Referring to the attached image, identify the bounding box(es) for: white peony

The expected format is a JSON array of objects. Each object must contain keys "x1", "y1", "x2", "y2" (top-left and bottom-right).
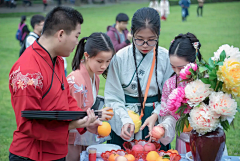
[
  {"x1": 209, "y1": 92, "x2": 238, "y2": 121},
  {"x1": 211, "y1": 44, "x2": 240, "y2": 62},
  {"x1": 185, "y1": 80, "x2": 212, "y2": 107},
  {"x1": 188, "y1": 103, "x2": 219, "y2": 135}
]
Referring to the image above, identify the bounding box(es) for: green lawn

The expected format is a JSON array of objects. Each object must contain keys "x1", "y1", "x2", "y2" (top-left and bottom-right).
[{"x1": 0, "y1": 1, "x2": 240, "y2": 160}]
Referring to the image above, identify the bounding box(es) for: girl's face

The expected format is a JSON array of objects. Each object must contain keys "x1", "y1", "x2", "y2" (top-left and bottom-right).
[
  {"x1": 134, "y1": 28, "x2": 158, "y2": 54},
  {"x1": 85, "y1": 51, "x2": 113, "y2": 76},
  {"x1": 170, "y1": 55, "x2": 189, "y2": 76}
]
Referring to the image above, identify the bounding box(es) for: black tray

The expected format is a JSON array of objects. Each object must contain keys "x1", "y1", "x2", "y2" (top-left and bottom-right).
[{"x1": 21, "y1": 111, "x2": 102, "y2": 121}]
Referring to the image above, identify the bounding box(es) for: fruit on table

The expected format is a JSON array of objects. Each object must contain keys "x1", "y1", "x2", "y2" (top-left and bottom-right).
[
  {"x1": 151, "y1": 126, "x2": 165, "y2": 139},
  {"x1": 132, "y1": 144, "x2": 144, "y2": 151},
  {"x1": 124, "y1": 153, "x2": 135, "y2": 161},
  {"x1": 108, "y1": 153, "x2": 119, "y2": 161},
  {"x1": 167, "y1": 149, "x2": 179, "y2": 154},
  {"x1": 128, "y1": 110, "x2": 142, "y2": 133},
  {"x1": 115, "y1": 156, "x2": 128, "y2": 161},
  {"x1": 146, "y1": 151, "x2": 160, "y2": 161},
  {"x1": 144, "y1": 143, "x2": 156, "y2": 152},
  {"x1": 97, "y1": 122, "x2": 111, "y2": 137},
  {"x1": 106, "y1": 109, "x2": 114, "y2": 120}
]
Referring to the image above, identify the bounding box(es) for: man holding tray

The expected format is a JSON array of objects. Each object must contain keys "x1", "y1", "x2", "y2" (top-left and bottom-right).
[{"x1": 8, "y1": 7, "x2": 101, "y2": 161}]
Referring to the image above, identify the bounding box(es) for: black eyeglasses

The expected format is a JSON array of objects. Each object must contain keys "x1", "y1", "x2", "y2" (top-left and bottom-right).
[{"x1": 134, "y1": 38, "x2": 158, "y2": 46}]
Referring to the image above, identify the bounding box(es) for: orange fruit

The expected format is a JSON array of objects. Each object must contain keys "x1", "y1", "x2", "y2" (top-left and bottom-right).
[
  {"x1": 106, "y1": 109, "x2": 114, "y2": 120},
  {"x1": 167, "y1": 149, "x2": 179, "y2": 155},
  {"x1": 124, "y1": 153, "x2": 135, "y2": 161},
  {"x1": 183, "y1": 124, "x2": 193, "y2": 132},
  {"x1": 146, "y1": 151, "x2": 159, "y2": 161},
  {"x1": 98, "y1": 122, "x2": 111, "y2": 137},
  {"x1": 108, "y1": 153, "x2": 119, "y2": 161}
]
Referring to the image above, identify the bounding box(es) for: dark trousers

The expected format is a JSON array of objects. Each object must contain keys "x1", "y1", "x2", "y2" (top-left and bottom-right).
[
  {"x1": 9, "y1": 152, "x2": 66, "y2": 161},
  {"x1": 197, "y1": 6, "x2": 203, "y2": 16}
]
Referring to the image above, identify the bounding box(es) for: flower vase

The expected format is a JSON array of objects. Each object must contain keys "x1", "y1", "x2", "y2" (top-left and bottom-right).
[{"x1": 190, "y1": 128, "x2": 226, "y2": 161}]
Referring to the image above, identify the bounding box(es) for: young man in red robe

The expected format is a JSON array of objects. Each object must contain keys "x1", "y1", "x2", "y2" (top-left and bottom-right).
[{"x1": 9, "y1": 6, "x2": 101, "y2": 161}]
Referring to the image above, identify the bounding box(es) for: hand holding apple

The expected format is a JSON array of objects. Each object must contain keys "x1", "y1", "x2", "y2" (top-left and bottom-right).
[{"x1": 151, "y1": 125, "x2": 165, "y2": 140}]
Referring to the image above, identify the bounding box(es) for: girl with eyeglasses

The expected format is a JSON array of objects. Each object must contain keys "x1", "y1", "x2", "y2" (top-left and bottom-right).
[{"x1": 104, "y1": 7, "x2": 175, "y2": 150}]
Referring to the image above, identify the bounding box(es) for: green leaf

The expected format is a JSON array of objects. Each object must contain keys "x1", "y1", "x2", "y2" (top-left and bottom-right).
[
  {"x1": 189, "y1": 68, "x2": 196, "y2": 76},
  {"x1": 199, "y1": 66, "x2": 208, "y2": 73},
  {"x1": 209, "y1": 74, "x2": 217, "y2": 80},
  {"x1": 220, "y1": 50, "x2": 226, "y2": 62},
  {"x1": 216, "y1": 62, "x2": 224, "y2": 66},
  {"x1": 210, "y1": 80, "x2": 217, "y2": 89},
  {"x1": 205, "y1": 64, "x2": 213, "y2": 70},
  {"x1": 208, "y1": 58, "x2": 215, "y2": 68},
  {"x1": 237, "y1": 108, "x2": 240, "y2": 113},
  {"x1": 201, "y1": 78, "x2": 211, "y2": 84},
  {"x1": 221, "y1": 120, "x2": 230, "y2": 131},
  {"x1": 163, "y1": 155, "x2": 170, "y2": 159},
  {"x1": 196, "y1": 104, "x2": 200, "y2": 107},
  {"x1": 185, "y1": 118, "x2": 189, "y2": 128},
  {"x1": 216, "y1": 81, "x2": 223, "y2": 92}
]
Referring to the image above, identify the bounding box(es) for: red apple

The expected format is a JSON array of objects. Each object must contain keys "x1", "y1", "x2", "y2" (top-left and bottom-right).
[
  {"x1": 115, "y1": 156, "x2": 128, "y2": 161},
  {"x1": 132, "y1": 144, "x2": 144, "y2": 151},
  {"x1": 152, "y1": 126, "x2": 165, "y2": 139},
  {"x1": 144, "y1": 142, "x2": 156, "y2": 152}
]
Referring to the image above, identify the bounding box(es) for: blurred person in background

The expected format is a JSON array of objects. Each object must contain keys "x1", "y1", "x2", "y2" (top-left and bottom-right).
[{"x1": 107, "y1": 13, "x2": 132, "y2": 53}]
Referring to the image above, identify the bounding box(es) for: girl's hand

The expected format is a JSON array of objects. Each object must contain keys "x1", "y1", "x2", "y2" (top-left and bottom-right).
[
  {"x1": 121, "y1": 123, "x2": 135, "y2": 140},
  {"x1": 99, "y1": 107, "x2": 114, "y2": 121},
  {"x1": 140, "y1": 113, "x2": 158, "y2": 141},
  {"x1": 149, "y1": 125, "x2": 165, "y2": 142},
  {"x1": 87, "y1": 119, "x2": 102, "y2": 135}
]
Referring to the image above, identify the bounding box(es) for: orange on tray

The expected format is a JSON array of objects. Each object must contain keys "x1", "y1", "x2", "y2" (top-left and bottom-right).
[
  {"x1": 97, "y1": 122, "x2": 111, "y2": 137},
  {"x1": 146, "y1": 151, "x2": 159, "y2": 161},
  {"x1": 124, "y1": 153, "x2": 135, "y2": 161},
  {"x1": 108, "y1": 153, "x2": 119, "y2": 161}
]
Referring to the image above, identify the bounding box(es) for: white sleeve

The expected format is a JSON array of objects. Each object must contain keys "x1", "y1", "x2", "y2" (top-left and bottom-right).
[
  {"x1": 25, "y1": 36, "x2": 37, "y2": 48},
  {"x1": 158, "y1": 115, "x2": 176, "y2": 145},
  {"x1": 104, "y1": 55, "x2": 134, "y2": 136}
]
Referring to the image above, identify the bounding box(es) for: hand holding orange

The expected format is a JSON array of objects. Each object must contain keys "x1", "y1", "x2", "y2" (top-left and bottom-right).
[{"x1": 97, "y1": 122, "x2": 111, "y2": 137}]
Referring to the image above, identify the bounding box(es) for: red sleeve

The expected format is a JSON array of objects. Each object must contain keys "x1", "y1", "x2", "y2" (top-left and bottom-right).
[
  {"x1": 9, "y1": 69, "x2": 69, "y2": 144},
  {"x1": 107, "y1": 30, "x2": 129, "y2": 52},
  {"x1": 66, "y1": 79, "x2": 86, "y2": 134}
]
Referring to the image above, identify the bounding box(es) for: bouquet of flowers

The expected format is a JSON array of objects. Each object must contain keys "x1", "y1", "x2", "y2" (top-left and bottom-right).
[{"x1": 169, "y1": 44, "x2": 240, "y2": 135}]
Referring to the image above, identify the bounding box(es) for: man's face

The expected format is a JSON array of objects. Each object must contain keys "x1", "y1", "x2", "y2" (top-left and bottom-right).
[
  {"x1": 118, "y1": 21, "x2": 128, "y2": 31},
  {"x1": 36, "y1": 21, "x2": 44, "y2": 34},
  {"x1": 59, "y1": 23, "x2": 81, "y2": 57}
]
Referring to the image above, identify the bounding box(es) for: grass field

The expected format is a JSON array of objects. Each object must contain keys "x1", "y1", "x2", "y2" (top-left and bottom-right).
[{"x1": 0, "y1": 1, "x2": 240, "y2": 160}]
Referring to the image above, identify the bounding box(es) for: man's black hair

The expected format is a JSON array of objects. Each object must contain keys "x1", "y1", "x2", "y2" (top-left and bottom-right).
[
  {"x1": 116, "y1": 13, "x2": 129, "y2": 22},
  {"x1": 30, "y1": 15, "x2": 45, "y2": 29},
  {"x1": 42, "y1": 6, "x2": 83, "y2": 36}
]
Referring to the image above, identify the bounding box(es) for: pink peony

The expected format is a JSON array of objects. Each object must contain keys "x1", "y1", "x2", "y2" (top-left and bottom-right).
[
  {"x1": 179, "y1": 63, "x2": 198, "y2": 80},
  {"x1": 166, "y1": 87, "x2": 189, "y2": 120}
]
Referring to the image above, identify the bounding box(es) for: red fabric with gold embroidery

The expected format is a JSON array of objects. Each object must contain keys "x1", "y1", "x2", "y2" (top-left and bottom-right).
[{"x1": 9, "y1": 41, "x2": 86, "y2": 161}]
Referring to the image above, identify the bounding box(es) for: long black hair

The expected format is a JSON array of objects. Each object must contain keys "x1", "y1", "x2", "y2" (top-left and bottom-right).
[
  {"x1": 131, "y1": 7, "x2": 161, "y2": 111},
  {"x1": 20, "y1": 15, "x2": 26, "y2": 25},
  {"x1": 169, "y1": 32, "x2": 202, "y2": 62},
  {"x1": 72, "y1": 32, "x2": 115, "y2": 78}
]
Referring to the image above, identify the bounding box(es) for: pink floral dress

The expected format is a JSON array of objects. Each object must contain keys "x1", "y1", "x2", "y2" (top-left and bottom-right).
[{"x1": 159, "y1": 74, "x2": 191, "y2": 154}]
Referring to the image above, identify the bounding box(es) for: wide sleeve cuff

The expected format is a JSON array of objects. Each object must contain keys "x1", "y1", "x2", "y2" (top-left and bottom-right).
[{"x1": 158, "y1": 115, "x2": 176, "y2": 145}]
